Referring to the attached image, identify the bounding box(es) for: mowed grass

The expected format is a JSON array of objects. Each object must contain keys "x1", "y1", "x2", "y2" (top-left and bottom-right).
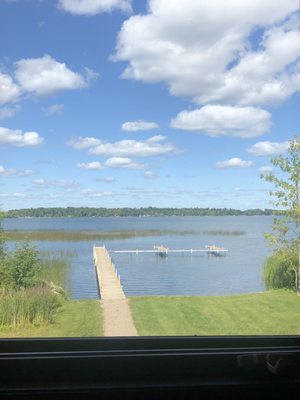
[
  {"x1": 0, "y1": 300, "x2": 103, "y2": 338},
  {"x1": 130, "y1": 291, "x2": 300, "y2": 336}
]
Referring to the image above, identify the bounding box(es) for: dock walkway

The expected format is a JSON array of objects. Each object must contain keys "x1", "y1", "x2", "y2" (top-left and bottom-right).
[
  {"x1": 93, "y1": 246, "x2": 125, "y2": 300},
  {"x1": 93, "y1": 246, "x2": 137, "y2": 336}
]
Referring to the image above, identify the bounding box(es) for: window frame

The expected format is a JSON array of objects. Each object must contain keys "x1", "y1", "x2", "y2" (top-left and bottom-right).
[{"x1": 0, "y1": 336, "x2": 299, "y2": 398}]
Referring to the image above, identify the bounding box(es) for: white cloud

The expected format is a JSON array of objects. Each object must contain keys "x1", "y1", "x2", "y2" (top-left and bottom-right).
[
  {"x1": 260, "y1": 166, "x2": 273, "y2": 174},
  {"x1": 33, "y1": 179, "x2": 47, "y2": 185},
  {"x1": 33, "y1": 178, "x2": 78, "y2": 189},
  {"x1": 68, "y1": 136, "x2": 102, "y2": 149},
  {"x1": 0, "y1": 192, "x2": 25, "y2": 198},
  {"x1": 105, "y1": 157, "x2": 145, "y2": 169},
  {"x1": 247, "y1": 141, "x2": 289, "y2": 156},
  {"x1": 144, "y1": 170, "x2": 157, "y2": 179},
  {"x1": 89, "y1": 136, "x2": 178, "y2": 157},
  {"x1": 58, "y1": 0, "x2": 131, "y2": 15},
  {"x1": 95, "y1": 176, "x2": 116, "y2": 183},
  {"x1": 0, "y1": 72, "x2": 20, "y2": 105},
  {"x1": 0, "y1": 105, "x2": 20, "y2": 120},
  {"x1": 121, "y1": 120, "x2": 159, "y2": 131},
  {"x1": 82, "y1": 188, "x2": 112, "y2": 197},
  {"x1": 171, "y1": 105, "x2": 271, "y2": 138},
  {"x1": 216, "y1": 157, "x2": 253, "y2": 169},
  {"x1": 77, "y1": 161, "x2": 103, "y2": 170},
  {"x1": 12, "y1": 192, "x2": 25, "y2": 198},
  {"x1": 14, "y1": 55, "x2": 95, "y2": 95},
  {"x1": 114, "y1": 1, "x2": 299, "y2": 107},
  {"x1": 84, "y1": 67, "x2": 100, "y2": 82},
  {"x1": 44, "y1": 104, "x2": 64, "y2": 116},
  {"x1": 0, "y1": 165, "x2": 33, "y2": 177},
  {"x1": 70, "y1": 135, "x2": 178, "y2": 157},
  {"x1": 0, "y1": 126, "x2": 43, "y2": 147}
]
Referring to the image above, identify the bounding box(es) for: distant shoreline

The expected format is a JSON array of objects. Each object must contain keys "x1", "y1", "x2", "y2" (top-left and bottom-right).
[{"x1": 4, "y1": 207, "x2": 276, "y2": 218}]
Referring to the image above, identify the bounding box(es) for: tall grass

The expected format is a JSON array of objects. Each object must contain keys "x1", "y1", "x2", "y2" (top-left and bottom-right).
[
  {"x1": 5, "y1": 229, "x2": 245, "y2": 242},
  {"x1": 0, "y1": 286, "x2": 63, "y2": 328},
  {"x1": 0, "y1": 252, "x2": 71, "y2": 329},
  {"x1": 5, "y1": 229, "x2": 197, "y2": 242},
  {"x1": 38, "y1": 256, "x2": 70, "y2": 291},
  {"x1": 40, "y1": 249, "x2": 77, "y2": 258}
]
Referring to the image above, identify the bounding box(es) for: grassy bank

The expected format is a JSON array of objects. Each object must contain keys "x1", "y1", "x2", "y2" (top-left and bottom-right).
[
  {"x1": 130, "y1": 291, "x2": 300, "y2": 336},
  {"x1": 0, "y1": 299, "x2": 102, "y2": 337}
]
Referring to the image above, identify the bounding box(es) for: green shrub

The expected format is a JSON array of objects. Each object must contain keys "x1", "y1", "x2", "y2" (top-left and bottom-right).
[
  {"x1": 8, "y1": 242, "x2": 41, "y2": 289},
  {"x1": 263, "y1": 247, "x2": 297, "y2": 290}
]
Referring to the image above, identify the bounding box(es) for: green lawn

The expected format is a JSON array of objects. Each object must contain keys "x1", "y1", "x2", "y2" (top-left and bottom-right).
[
  {"x1": 1, "y1": 291, "x2": 299, "y2": 337},
  {"x1": 0, "y1": 300, "x2": 103, "y2": 338},
  {"x1": 130, "y1": 291, "x2": 300, "y2": 336}
]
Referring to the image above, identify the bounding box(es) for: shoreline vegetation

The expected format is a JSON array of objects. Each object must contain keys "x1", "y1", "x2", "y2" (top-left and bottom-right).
[
  {"x1": 5, "y1": 229, "x2": 245, "y2": 242},
  {"x1": 5, "y1": 207, "x2": 275, "y2": 218},
  {"x1": 0, "y1": 251, "x2": 70, "y2": 330},
  {"x1": 0, "y1": 291, "x2": 298, "y2": 337},
  {"x1": 0, "y1": 300, "x2": 102, "y2": 337}
]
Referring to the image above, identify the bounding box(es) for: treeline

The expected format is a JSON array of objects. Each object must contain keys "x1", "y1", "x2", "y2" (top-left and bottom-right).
[{"x1": 6, "y1": 207, "x2": 275, "y2": 218}]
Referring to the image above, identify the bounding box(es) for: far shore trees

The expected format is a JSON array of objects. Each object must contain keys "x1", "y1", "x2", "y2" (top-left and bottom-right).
[{"x1": 262, "y1": 137, "x2": 300, "y2": 294}]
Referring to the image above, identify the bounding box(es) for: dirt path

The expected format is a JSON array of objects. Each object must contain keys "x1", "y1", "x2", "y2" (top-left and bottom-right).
[{"x1": 101, "y1": 299, "x2": 138, "y2": 336}]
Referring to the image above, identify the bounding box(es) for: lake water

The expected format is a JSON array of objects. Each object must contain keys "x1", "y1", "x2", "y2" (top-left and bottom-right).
[{"x1": 3, "y1": 216, "x2": 273, "y2": 299}]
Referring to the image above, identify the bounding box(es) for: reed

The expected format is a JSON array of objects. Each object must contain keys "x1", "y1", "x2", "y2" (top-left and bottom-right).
[
  {"x1": 0, "y1": 286, "x2": 63, "y2": 328},
  {"x1": 38, "y1": 256, "x2": 70, "y2": 291},
  {"x1": 40, "y1": 249, "x2": 77, "y2": 257},
  {"x1": 201, "y1": 230, "x2": 245, "y2": 236},
  {"x1": 5, "y1": 229, "x2": 197, "y2": 242}
]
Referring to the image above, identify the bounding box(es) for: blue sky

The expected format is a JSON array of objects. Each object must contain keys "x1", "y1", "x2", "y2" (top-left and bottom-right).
[{"x1": 0, "y1": 0, "x2": 299, "y2": 210}]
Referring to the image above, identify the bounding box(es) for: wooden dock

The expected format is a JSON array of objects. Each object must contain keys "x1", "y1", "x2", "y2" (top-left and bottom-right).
[
  {"x1": 93, "y1": 246, "x2": 125, "y2": 299},
  {"x1": 93, "y1": 246, "x2": 137, "y2": 336}
]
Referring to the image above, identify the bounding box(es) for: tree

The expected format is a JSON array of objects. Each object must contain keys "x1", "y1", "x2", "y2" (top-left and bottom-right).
[{"x1": 262, "y1": 137, "x2": 300, "y2": 293}]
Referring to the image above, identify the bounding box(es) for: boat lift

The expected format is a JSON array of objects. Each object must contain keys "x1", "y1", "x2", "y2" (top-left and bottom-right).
[{"x1": 110, "y1": 245, "x2": 228, "y2": 257}]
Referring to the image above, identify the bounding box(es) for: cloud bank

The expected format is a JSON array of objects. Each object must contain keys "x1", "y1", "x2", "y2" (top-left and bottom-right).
[{"x1": 114, "y1": 0, "x2": 299, "y2": 107}]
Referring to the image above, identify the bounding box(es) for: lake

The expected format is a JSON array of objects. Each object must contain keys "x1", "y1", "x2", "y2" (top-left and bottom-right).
[{"x1": 3, "y1": 216, "x2": 273, "y2": 299}]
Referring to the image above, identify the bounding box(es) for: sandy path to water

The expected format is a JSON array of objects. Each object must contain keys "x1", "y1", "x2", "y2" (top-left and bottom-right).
[{"x1": 101, "y1": 299, "x2": 138, "y2": 336}]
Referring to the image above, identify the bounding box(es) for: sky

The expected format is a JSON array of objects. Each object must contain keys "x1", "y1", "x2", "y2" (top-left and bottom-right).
[{"x1": 0, "y1": 0, "x2": 299, "y2": 211}]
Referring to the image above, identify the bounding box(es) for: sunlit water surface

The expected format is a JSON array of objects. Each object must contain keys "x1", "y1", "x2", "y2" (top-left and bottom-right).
[{"x1": 3, "y1": 216, "x2": 272, "y2": 299}]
